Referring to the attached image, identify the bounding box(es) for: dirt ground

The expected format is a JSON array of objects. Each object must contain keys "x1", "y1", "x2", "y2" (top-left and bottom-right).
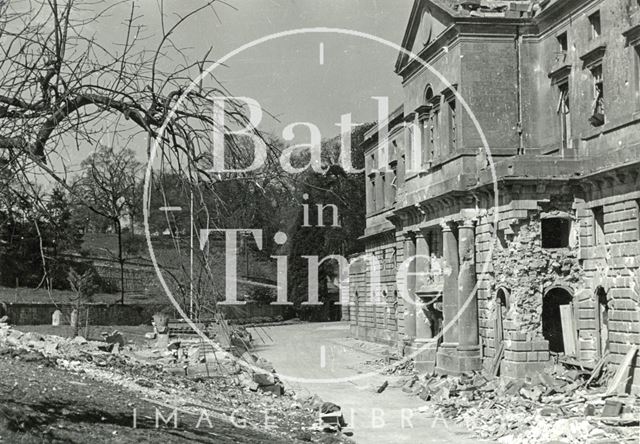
[{"x1": 0, "y1": 324, "x2": 351, "y2": 444}]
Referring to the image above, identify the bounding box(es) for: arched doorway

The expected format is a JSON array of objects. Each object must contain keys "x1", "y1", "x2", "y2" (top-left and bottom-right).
[
  {"x1": 494, "y1": 287, "x2": 509, "y2": 349},
  {"x1": 542, "y1": 287, "x2": 574, "y2": 353}
]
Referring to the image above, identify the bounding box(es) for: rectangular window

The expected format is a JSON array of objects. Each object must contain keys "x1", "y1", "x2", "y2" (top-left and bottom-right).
[
  {"x1": 420, "y1": 118, "x2": 430, "y2": 166},
  {"x1": 635, "y1": 47, "x2": 640, "y2": 110},
  {"x1": 367, "y1": 177, "x2": 375, "y2": 213},
  {"x1": 593, "y1": 206, "x2": 605, "y2": 246},
  {"x1": 368, "y1": 153, "x2": 376, "y2": 213},
  {"x1": 589, "y1": 11, "x2": 601, "y2": 40},
  {"x1": 556, "y1": 32, "x2": 568, "y2": 63},
  {"x1": 431, "y1": 108, "x2": 439, "y2": 161},
  {"x1": 447, "y1": 99, "x2": 456, "y2": 153},
  {"x1": 635, "y1": 200, "x2": 640, "y2": 240},
  {"x1": 380, "y1": 172, "x2": 386, "y2": 211},
  {"x1": 557, "y1": 82, "x2": 571, "y2": 151},
  {"x1": 589, "y1": 65, "x2": 605, "y2": 126},
  {"x1": 541, "y1": 218, "x2": 571, "y2": 248}
]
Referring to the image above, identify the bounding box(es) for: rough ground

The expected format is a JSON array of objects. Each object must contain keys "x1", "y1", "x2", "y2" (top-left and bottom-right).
[
  {"x1": 249, "y1": 322, "x2": 485, "y2": 444},
  {"x1": 0, "y1": 324, "x2": 351, "y2": 443},
  {"x1": 248, "y1": 322, "x2": 640, "y2": 444}
]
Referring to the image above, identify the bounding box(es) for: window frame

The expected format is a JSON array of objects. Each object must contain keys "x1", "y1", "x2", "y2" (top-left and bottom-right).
[{"x1": 588, "y1": 11, "x2": 601, "y2": 41}]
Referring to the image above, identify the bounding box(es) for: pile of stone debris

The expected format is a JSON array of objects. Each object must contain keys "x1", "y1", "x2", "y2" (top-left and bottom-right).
[
  {"x1": 0, "y1": 323, "x2": 351, "y2": 440},
  {"x1": 404, "y1": 362, "x2": 639, "y2": 443}
]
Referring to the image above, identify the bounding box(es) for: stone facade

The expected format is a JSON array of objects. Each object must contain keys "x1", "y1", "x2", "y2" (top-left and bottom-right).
[{"x1": 349, "y1": 0, "x2": 640, "y2": 390}]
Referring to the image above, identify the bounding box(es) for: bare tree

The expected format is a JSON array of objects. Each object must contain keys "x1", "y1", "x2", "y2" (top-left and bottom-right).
[
  {"x1": 76, "y1": 144, "x2": 140, "y2": 304},
  {"x1": 0, "y1": 0, "x2": 273, "y2": 197},
  {"x1": 0, "y1": 0, "x2": 281, "y2": 310}
]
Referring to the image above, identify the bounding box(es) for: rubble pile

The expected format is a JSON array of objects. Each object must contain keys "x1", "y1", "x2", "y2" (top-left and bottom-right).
[
  {"x1": 412, "y1": 365, "x2": 639, "y2": 442},
  {"x1": 359, "y1": 351, "x2": 415, "y2": 375},
  {"x1": 0, "y1": 323, "x2": 350, "y2": 441}
]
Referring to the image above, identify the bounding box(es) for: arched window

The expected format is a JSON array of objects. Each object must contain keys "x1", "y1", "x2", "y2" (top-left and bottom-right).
[
  {"x1": 494, "y1": 287, "x2": 510, "y2": 349},
  {"x1": 424, "y1": 85, "x2": 434, "y2": 103},
  {"x1": 595, "y1": 286, "x2": 609, "y2": 356}
]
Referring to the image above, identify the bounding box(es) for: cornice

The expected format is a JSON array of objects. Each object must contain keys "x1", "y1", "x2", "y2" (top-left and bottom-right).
[
  {"x1": 579, "y1": 44, "x2": 606, "y2": 69},
  {"x1": 547, "y1": 63, "x2": 571, "y2": 85},
  {"x1": 623, "y1": 24, "x2": 640, "y2": 47}
]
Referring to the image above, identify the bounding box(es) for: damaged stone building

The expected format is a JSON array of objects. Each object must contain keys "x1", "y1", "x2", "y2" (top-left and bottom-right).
[{"x1": 349, "y1": 0, "x2": 640, "y2": 389}]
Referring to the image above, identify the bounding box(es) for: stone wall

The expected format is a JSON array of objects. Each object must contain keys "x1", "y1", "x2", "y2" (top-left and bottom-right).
[
  {"x1": 6, "y1": 303, "x2": 167, "y2": 326},
  {"x1": 348, "y1": 231, "x2": 400, "y2": 346},
  {"x1": 578, "y1": 183, "x2": 640, "y2": 388},
  {"x1": 476, "y1": 199, "x2": 586, "y2": 378},
  {"x1": 5, "y1": 302, "x2": 298, "y2": 326}
]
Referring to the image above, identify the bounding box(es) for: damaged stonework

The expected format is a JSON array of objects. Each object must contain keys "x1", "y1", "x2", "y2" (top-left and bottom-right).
[
  {"x1": 480, "y1": 208, "x2": 587, "y2": 378},
  {"x1": 350, "y1": 0, "x2": 640, "y2": 393}
]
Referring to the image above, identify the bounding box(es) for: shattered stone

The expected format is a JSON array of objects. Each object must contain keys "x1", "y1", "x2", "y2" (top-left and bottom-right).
[
  {"x1": 167, "y1": 340, "x2": 181, "y2": 351},
  {"x1": 259, "y1": 383, "x2": 284, "y2": 396},
  {"x1": 376, "y1": 380, "x2": 389, "y2": 393},
  {"x1": 72, "y1": 336, "x2": 87, "y2": 345},
  {"x1": 97, "y1": 342, "x2": 115, "y2": 353},
  {"x1": 252, "y1": 372, "x2": 275, "y2": 386}
]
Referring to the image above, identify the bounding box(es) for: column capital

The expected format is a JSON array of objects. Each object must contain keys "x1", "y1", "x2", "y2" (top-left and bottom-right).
[
  {"x1": 403, "y1": 230, "x2": 416, "y2": 240},
  {"x1": 458, "y1": 218, "x2": 477, "y2": 229},
  {"x1": 440, "y1": 220, "x2": 453, "y2": 232}
]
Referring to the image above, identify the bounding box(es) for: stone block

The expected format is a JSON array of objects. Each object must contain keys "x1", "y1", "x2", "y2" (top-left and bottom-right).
[
  {"x1": 508, "y1": 341, "x2": 531, "y2": 352},
  {"x1": 508, "y1": 331, "x2": 527, "y2": 341}
]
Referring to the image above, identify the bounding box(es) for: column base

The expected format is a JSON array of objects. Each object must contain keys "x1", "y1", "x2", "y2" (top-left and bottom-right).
[
  {"x1": 456, "y1": 345, "x2": 482, "y2": 373},
  {"x1": 413, "y1": 339, "x2": 437, "y2": 374},
  {"x1": 435, "y1": 342, "x2": 460, "y2": 375}
]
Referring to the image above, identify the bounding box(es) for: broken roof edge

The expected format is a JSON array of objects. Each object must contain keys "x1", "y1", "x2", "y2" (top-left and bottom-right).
[{"x1": 394, "y1": 0, "x2": 591, "y2": 77}]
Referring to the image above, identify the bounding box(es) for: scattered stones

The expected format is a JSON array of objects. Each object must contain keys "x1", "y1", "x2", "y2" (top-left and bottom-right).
[
  {"x1": 144, "y1": 332, "x2": 156, "y2": 340},
  {"x1": 259, "y1": 383, "x2": 284, "y2": 396},
  {"x1": 167, "y1": 340, "x2": 181, "y2": 351},
  {"x1": 97, "y1": 343, "x2": 115, "y2": 353},
  {"x1": 71, "y1": 335, "x2": 87, "y2": 345},
  {"x1": 102, "y1": 331, "x2": 125, "y2": 347},
  {"x1": 253, "y1": 372, "x2": 275, "y2": 386},
  {"x1": 376, "y1": 380, "x2": 389, "y2": 393}
]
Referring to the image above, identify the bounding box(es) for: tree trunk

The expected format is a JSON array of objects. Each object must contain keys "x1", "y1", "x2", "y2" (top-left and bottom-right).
[{"x1": 116, "y1": 219, "x2": 125, "y2": 304}]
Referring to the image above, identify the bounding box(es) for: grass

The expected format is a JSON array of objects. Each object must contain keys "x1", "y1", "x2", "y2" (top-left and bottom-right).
[{"x1": 0, "y1": 286, "x2": 168, "y2": 305}]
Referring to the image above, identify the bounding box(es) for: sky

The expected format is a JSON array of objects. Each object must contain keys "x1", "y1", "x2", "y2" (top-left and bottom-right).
[
  {"x1": 45, "y1": 0, "x2": 414, "y2": 178},
  {"x1": 113, "y1": 0, "x2": 412, "y2": 135}
]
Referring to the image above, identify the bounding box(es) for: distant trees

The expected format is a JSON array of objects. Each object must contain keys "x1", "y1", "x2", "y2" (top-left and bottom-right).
[
  {"x1": 75, "y1": 145, "x2": 142, "y2": 304},
  {"x1": 287, "y1": 123, "x2": 373, "y2": 310},
  {"x1": 0, "y1": 185, "x2": 83, "y2": 289}
]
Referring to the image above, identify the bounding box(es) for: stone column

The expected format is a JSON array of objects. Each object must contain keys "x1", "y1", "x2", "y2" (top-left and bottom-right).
[
  {"x1": 437, "y1": 221, "x2": 460, "y2": 374},
  {"x1": 415, "y1": 233, "x2": 432, "y2": 341},
  {"x1": 403, "y1": 233, "x2": 416, "y2": 339},
  {"x1": 456, "y1": 219, "x2": 481, "y2": 372}
]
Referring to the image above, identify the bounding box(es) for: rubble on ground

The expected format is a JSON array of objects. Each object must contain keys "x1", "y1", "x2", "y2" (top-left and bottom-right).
[
  {"x1": 411, "y1": 363, "x2": 639, "y2": 443},
  {"x1": 0, "y1": 323, "x2": 351, "y2": 442}
]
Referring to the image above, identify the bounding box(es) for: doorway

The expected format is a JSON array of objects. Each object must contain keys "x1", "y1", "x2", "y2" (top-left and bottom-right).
[{"x1": 542, "y1": 287, "x2": 574, "y2": 353}]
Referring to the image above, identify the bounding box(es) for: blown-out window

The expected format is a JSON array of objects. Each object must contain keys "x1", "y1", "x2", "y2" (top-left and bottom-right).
[{"x1": 541, "y1": 218, "x2": 571, "y2": 248}]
